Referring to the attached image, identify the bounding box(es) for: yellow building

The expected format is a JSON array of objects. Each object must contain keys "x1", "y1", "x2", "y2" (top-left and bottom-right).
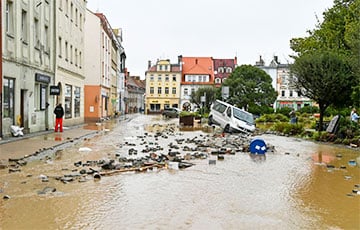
[{"x1": 145, "y1": 59, "x2": 181, "y2": 114}]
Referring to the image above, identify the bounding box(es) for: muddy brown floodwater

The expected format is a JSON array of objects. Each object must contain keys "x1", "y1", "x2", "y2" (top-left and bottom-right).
[{"x1": 0, "y1": 114, "x2": 359, "y2": 230}]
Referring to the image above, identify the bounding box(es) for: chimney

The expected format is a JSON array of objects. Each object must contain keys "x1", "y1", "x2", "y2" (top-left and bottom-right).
[
  {"x1": 178, "y1": 55, "x2": 182, "y2": 64},
  {"x1": 148, "y1": 60, "x2": 151, "y2": 69}
]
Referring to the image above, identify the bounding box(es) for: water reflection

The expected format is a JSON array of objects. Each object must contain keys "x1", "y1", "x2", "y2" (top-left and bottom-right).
[{"x1": 249, "y1": 153, "x2": 266, "y2": 162}]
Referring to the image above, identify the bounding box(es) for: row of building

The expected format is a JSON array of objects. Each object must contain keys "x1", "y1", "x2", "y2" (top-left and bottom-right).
[
  {"x1": 0, "y1": 0, "x2": 312, "y2": 138},
  {"x1": 0, "y1": 0, "x2": 142, "y2": 138},
  {"x1": 143, "y1": 55, "x2": 313, "y2": 114}
]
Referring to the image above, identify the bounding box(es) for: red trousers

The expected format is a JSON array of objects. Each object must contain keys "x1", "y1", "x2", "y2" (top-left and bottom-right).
[{"x1": 55, "y1": 118, "x2": 63, "y2": 132}]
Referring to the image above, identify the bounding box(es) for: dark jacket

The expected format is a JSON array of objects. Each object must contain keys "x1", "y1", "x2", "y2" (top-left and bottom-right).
[{"x1": 54, "y1": 105, "x2": 64, "y2": 118}]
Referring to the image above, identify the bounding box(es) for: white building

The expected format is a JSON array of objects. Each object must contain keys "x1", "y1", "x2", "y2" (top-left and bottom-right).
[
  {"x1": 256, "y1": 56, "x2": 314, "y2": 111},
  {"x1": 55, "y1": 0, "x2": 86, "y2": 127},
  {"x1": 2, "y1": 0, "x2": 55, "y2": 136}
]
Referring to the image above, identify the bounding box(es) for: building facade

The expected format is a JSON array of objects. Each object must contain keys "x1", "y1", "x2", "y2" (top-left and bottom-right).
[
  {"x1": 2, "y1": 0, "x2": 55, "y2": 136},
  {"x1": 125, "y1": 76, "x2": 145, "y2": 114},
  {"x1": 84, "y1": 11, "x2": 112, "y2": 121},
  {"x1": 256, "y1": 56, "x2": 314, "y2": 111},
  {"x1": 55, "y1": 0, "x2": 86, "y2": 127},
  {"x1": 145, "y1": 59, "x2": 181, "y2": 114},
  {"x1": 179, "y1": 56, "x2": 214, "y2": 111},
  {"x1": 213, "y1": 57, "x2": 237, "y2": 88}
]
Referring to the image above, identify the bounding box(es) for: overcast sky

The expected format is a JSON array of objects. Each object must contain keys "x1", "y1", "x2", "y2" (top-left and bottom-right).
[{"x1": 86, "y1": 0, "x2": 334, "y2": 77}]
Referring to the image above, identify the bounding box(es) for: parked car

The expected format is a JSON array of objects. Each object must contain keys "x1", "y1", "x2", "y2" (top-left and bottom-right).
[
  {"x1": 208, "y1": 100, "x2": 255, "y2": 133},
  {"x1": 162, "y1": 108, "x2": 181, "y2": 118}
]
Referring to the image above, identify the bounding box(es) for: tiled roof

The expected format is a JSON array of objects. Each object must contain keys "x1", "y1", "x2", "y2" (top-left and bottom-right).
[{"x1": 182, "y1": 57, "x2": 213, "y2": 75}]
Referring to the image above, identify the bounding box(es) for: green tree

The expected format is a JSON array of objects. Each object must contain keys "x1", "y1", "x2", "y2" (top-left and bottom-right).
[
  {"x1": 290, "y1": 50, "x2": 354, "y2": 131},
  {"x1": 190, "y1": 86, "x2": 218, "y2": 113},
  {"x1": 223, "y1": 65, "x2": 277, "y2": 112},
  {"x1": 290, "y1": 0, "x2": 360, "y2": 107}
]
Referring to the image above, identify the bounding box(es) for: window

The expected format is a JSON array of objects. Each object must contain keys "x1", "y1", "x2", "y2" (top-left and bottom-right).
[
  {"x1": 298, "y1": 91, "x2": 302, "y2": 97},
  {"x1": 157, "y1": 75, "x2": 161, "y2": 81},
  {"x1": 150, "y1": 76, "x2": 154, "y2": 81},
  {"x1": 215, "y1": 78, "x2": 221, "y2": 84},
  {"x1": 75, "y1": 8, "x2": 78, "y2": 26},
  {"x1": 34, "y1": 18, "x2": 40, "y2": 48},
  {"x1": 5, "y1": 1, "x2": 14, "y2": 35},
  {"x1": 157, "y1": 87, "x2": 162, "y2": 94},
  {"x1": 79, "y1": 51, "x2": 82, "y2": 68},
  {"x1": 44, "y1": 25, "x2": 49, "y2": 52},
  {"x1": 75, "y1": 48, "x2": 78, "y2": 66},
  {"x1": 165, "y1": 87, "x2": 169, "y2": 94},
  {"x1": 165, "y1": 75, "x2": 169, "y2": 81},
  {"x1": 172, "y1": 87, "x2": 176, "y2": 94},
  {"x1": 21, "y1": 10, "x2": 28, "y2": 42},
  {"x1": 150, "y1": 104, "x2": 161, "y2": 112},
  {"x1": 70, "y1": 3, "x2": 73, "y2": 21},
  {"x1": 65, "y1": 41, "x2": 68, "y2": 61},
  {"x1": 64, "y1": 84, "x2": 72, "y2": 119},
  {"x1": 172, "y1": 75, "x2": 176, "y2": 81},
  {"x1": 74, "y1": 87, "x2": 80, "y2": 117},
  {"x1": 150, "y1": 87, "x2": 154, "y2": 94},
  {"x1": 79, "y1": 13, "x2": 83, "y2": 30},
  {"x1": 70, "y1": 45, "x2": 73, "y2": 63},
  {"x1": 281, "y1": 91, "x2": 285, "y2": 97},
  {"x1": 58, "y1": 37, "x2": 62, "y2": 58},
  {"x1": 289, "y1": 90, "x2": 293, "y2": 97},
  {"x1": 3, "y1": 78, "x2": 15, "y2": 118},
  {"x1": 65, "y1": 0, "x2": 69, "y2": 16},
  {"x1": 34, "y1": 83, "x2": 47, "y2": 110},
  {"x1": 184, "y1": 88, "x2": 188, "y2": 96}
]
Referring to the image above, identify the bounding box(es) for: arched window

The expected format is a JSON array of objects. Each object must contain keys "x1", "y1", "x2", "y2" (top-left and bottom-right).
[
  {"x1": 215, "y1": 78, "x2": 221, "y2": 84},
  {"x1": 218, "y1": 67, "x2": 224, "y2": 73}
]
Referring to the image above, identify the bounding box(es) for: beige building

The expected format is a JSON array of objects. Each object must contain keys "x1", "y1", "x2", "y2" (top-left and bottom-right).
[
  {"x1": 2, "y1": 0, "x2": 55, "y2": 136},
  {"x1": 145, "y1": 59, "x2": 181, "y2": 114},
  {"x1": 54, "y1": 0, "x2": 86, "y2": 127}
]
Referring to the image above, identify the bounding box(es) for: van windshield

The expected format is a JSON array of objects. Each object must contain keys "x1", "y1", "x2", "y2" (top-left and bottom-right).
[{"x1": 233, "y1": 108, "x2": 254, "y2": 124}]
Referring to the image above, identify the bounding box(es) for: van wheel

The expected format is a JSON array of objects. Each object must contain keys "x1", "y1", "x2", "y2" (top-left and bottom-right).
[
  {"x1": 224, "y1": 124, "x2": 232, "y2": 134},
  {"x1": 208, "y1": 116, "x2": 213, "y2": 125}
]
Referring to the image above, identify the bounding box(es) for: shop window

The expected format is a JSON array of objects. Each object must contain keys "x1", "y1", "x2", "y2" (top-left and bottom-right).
[
  {"x1": 64, "y1": 84, "x2": 72, "y2": 118},
  {"x1": 3, "y1": 77, "x2": 15, "y2": 118},
  {"x1": 34, "y1": 83, "x2": 47, "y2": 110},
  {"x1": 74, "y1": 86, "x2": 80, "y2": 117},
  {"x1": 150, "y1": 104, "x2": 161, "y2": 112}
]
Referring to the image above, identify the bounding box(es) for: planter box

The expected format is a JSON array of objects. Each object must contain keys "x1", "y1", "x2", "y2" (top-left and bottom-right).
[{"x1": 179, "y1": 115, "x2": 194, "y2": 126}]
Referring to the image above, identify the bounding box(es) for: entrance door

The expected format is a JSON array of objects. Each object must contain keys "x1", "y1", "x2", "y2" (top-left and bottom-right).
[{"x1": 20, "y1": 89, "x2": 29, "y2": 132}]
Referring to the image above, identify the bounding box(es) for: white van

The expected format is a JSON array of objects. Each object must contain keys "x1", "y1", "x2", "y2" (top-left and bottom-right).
[{"x1": 208, "y1": 100, "x2": 256, "y2": 133}]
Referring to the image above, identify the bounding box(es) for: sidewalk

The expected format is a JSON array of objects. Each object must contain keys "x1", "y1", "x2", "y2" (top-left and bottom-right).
[{"x1": 0, "y1": 125, "x2": 99, "y2": 161}]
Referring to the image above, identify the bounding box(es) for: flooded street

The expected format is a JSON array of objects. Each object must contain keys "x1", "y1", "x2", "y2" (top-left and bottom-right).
[{"x1": 0, "y1": 114, "x2": 359, "y2": 230}]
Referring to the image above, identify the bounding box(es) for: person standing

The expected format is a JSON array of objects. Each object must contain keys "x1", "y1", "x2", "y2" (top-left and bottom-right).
[
  {"x1": 54, "y1": 103, "x2": 65, "y2": 132},
  {"x1": 289, "y1": 108, "x2": 297, "y2": 124},
  {"x1": 351, "y1": 108, "x2": 359, "y2": 123}
]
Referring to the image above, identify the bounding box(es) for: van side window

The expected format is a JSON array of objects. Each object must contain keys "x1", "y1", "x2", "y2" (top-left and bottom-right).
[{"x1": 227, "y1": 108, "x2": 231, "y2": 117}]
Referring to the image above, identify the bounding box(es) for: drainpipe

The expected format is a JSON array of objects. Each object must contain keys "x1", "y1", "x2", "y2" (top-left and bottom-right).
[{"x1": 0, "y1": 0, "x2": 3, "y2": 139}]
